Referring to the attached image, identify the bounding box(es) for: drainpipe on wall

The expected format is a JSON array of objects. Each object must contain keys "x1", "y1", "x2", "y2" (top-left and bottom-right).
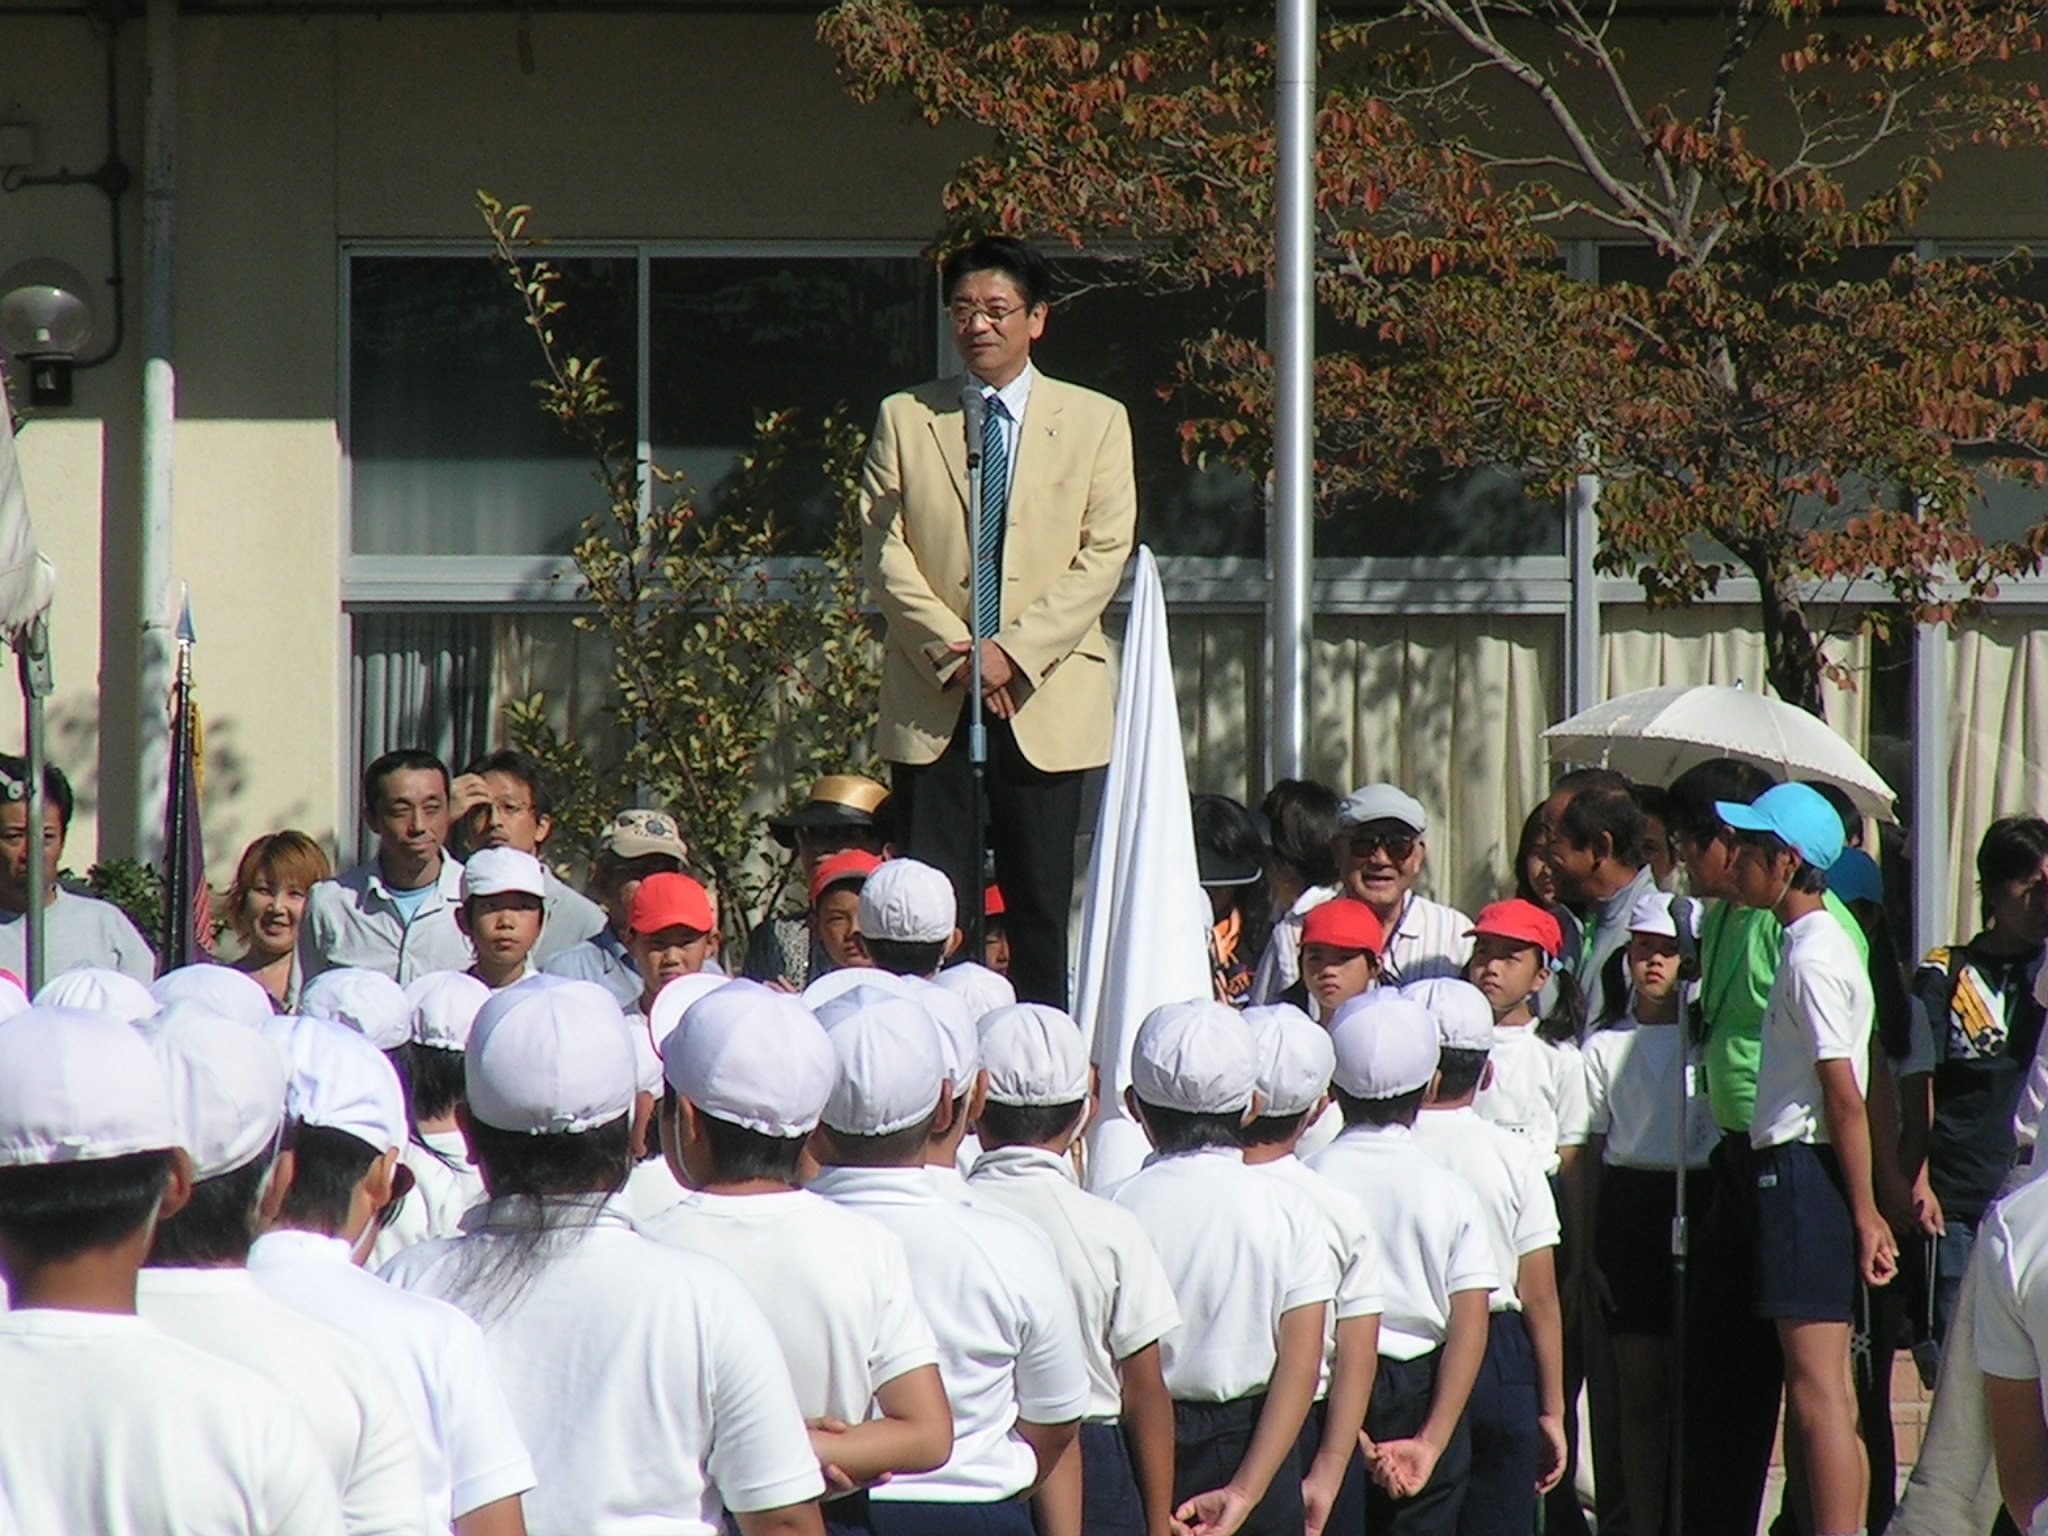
[{"x1": 136, "y1": 0, "x2": 176, "y2": 867}]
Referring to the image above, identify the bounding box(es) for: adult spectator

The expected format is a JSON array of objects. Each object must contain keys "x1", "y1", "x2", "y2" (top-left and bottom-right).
[
  {"x1": 1535, "y1": 768, "x2": 1656, "y2": 1025},
  {"x1": 1631, "y1": 783, "x2": 1679, "y2": 892},
  {"x1": 542, "y1": 808, "x2": 692, "y2": 1008},
  {"x1": 0, "y1": 754, "x2": 153, "y2": 982},
  {"x1": 1905, "y1": 816, "x2": 2048, "y2": 1341},
  {"x1": 743, "y1": 775, "x2": 891, "y2": 990},
  {"x1": 862, "y1": 236, "x2": 1137, "y2": 1010},
  {"x1": 1192, "y1": 793, "x2": 1271, "y2": 1006},
  {"x1": 1330, "y1": 781, "x2": 1471, "y2": 984},
  {"x1": 1249, "y1": 778, "x2": 1342, "y2": 1005},
  {"x1": 298, "y1": 748, "x2": 471, "y2": 985},
  {"x1": 450, "y1": 748, "x2": 606, "y2": 964},
  {"x1": 223, "y1": 830, "x2": 331, "y2": 1011}
]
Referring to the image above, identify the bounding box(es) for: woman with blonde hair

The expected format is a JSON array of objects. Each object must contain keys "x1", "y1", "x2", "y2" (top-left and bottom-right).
[{"x1": 223, "y1": 830, "x2": 331, "y2": 1010}]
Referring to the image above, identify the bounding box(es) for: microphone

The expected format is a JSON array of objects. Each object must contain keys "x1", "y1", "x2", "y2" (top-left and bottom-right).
[{"x1": 959, "y1": 382, "x2": 986, "y2": 468}]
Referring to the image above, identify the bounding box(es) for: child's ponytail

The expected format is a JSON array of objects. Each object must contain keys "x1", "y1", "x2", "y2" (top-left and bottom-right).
[{"x1": 1537, "y1": 964, "x2": 1587, "y2": 1044}]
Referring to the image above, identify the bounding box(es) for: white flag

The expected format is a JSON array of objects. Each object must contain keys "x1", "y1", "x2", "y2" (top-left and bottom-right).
[
  {"x1": 1072, "y1": 546, "x2": 1212, "y2": 1190},
  {"x1": 0, "y1": 406, "x2": 55, "y2": 637}
]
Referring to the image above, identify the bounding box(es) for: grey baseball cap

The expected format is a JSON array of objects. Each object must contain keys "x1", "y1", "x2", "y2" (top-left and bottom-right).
[{"x1": 1337, "y1": 783, "x2": 1428, "y2": 834}]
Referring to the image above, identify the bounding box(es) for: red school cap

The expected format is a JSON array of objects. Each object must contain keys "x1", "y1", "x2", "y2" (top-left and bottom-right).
[
  {"x1": 1466, "y1": 899, "x2": 1562, "y2": 962},
  {"x1": 1301, "y1": 898, "x2": 1384, "y2": 956}
]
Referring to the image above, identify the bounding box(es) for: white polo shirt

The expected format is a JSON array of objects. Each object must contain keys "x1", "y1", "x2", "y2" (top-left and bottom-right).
[
  {"x1": 1110, "y1": 1147, "x2": 1336, "y2": 1402},
  {"x1": 809, "y1": 1164, "x2": 1091, "y2": 1501},
  {"x1": 136, "y1": 1267, "x2": 428, "y2": 1536},
  {"x1": 1249, "y1": 884, "x2": 1341, "y2": 1005},
  {"x1": 643, "y1": 1188, "x2": 941, "y2": 1424},
  {"x1": 1308, "y1": 1122, "x2": 1499, "y2": 1359},
  {"x1": 382, "y1": 1196, "x2": 822, "y2": 1534},
  {"x1": 299, "y1": 858, "x2": 474, "y2": 985},
  {"x1": 248, "y1": 1229, "x2": 536, "y2": 1528},
  {"x1": 618, "y1": 1151, "x2": 688, "y2": 1225},
  {"x1": 1411, "y1": 1107, "x2": 1560, "y2": 1312},
  {"x1": 373, "y1": 1130, "x2": 488, "y2": 1269},
  {"x1": 1254, "y1": 1153, "x2": 1387, "y2": 1399},
  {"x1": 966, "y1": 1144, "x2": 1184, "y2": 1418},
  {"x1": 1750, "y1": 909, "x2": 1875, "y2": 1149},
  {"x1": 0, "y1": 1308, "x2": 344, "y2": 1536},
  {"x1": 1974, "y1": 1172, "x2": 2048, "y2": 1497},
  {"x1": 1582, "y1": 1020, "x2": 1720, "y2": 1170},
  {"x1": 1474, "y1": 1026, "x2": 1590, "y2": 1175}
]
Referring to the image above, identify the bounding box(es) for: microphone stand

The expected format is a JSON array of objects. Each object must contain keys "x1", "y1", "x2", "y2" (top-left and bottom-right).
[
  {"x1": 961, "y1": 386, "x2": 989, "y2": 962},
  {"x1": 1668, "y1": 894, "x2": 1701, "y2": 1536}
]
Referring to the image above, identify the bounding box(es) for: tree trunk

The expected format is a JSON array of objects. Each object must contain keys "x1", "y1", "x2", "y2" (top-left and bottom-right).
[{"x1": 1754, "y1": 561, "x2": 1827, "y2": 717}]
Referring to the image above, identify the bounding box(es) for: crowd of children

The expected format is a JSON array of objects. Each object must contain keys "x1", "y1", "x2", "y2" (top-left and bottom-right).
[{"x1": 9, "y1": 756, "x2": 2048, "y2": 1536}]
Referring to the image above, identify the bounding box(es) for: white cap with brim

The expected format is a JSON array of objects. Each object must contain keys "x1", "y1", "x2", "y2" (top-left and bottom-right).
[
  {"x1": 467, "y1": 976, "x2": 637, "y2": 1136},
  {"x1": 1402, "y1": 978, "x2": 1497, "y2": 1053},
  {"x1": 1329, "y1": 992, "x2": 1440, "y2": 1099},
  {"x1": 979, "y1": 1003, "x2": 1092, "y2": 1107},
  {"x1": 405, "y1": 970, "x2": 492, "y2": 1051},
  {"x1": 663, "y1": 980, "x2": 836, "y2": 1137},
  {"x1": 902, "y1": 977, "x2": 980, "y2": 1090},
  {"x1": 35, "y1": 966, "x2": 157, "y2": 1025},
  {"x1": 821, "y1": 994, "x2": 945, "y2": 1137},
  {"x1": 648, "y1": 974, "x2": 734, "y2": 1060},
  {"x1": 856, "y1": 858, "x2": 957, "y2": 944},
  {"x1": 932, "y1": 962, "x2": 1017, "y2": 1025},
  {"x1": 279, "y1": 1015, "x2": 408, "y2": 1153},
  {"x1": 0, "y1": 1008, "x2": 177, "y2": 1167},
  {"x1": 151, "y1": 1008, "x2": 289, "y2": 1180},
  {"x1": 1245, "y1": 1003, "x2": 1335, "y2": 1117},
  {"x1": 810, "y1": 980, "x2": 910, "y2": 1032},
  {"x1": 461, "y1": 846, "x2": 548, "y2": 901},
  {"x1": 151, "y1": 965, "x2": 277, "y2": 1029},
  {"x1": 1626, "y1": 889, "x2": 1694, "y2": 940},
  {"x1": 302, "y1": 968, "x2": 414, "y2": 1052},
  {"x1": 1337, "y1": 783, "x2": 1429, "y2": 834},
  {"x1": 1130, "y1": 1000, "x2": 1257, "y2": 1116}
]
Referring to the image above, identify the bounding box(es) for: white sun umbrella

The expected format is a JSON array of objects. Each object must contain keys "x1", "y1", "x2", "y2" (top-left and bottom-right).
[
  {"x1": 1543, "y1": 683, "x2": 1897, "y2": 823},
  {"x1": 1072, "y1": 546, "x2": 1214, "y2": 1191}
]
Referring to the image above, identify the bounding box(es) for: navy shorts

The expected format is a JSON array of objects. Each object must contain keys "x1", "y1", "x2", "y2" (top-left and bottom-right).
[
  {"x1": 1751, "y1": 1140, "x2": 1855, "y2": 1323},
  {"x1": 867, "y1": 1497, "x2": 1033, "y2": 1536},
  {"x1": 1079, "y1": 1419, "x2": 1146, "y2": 1536},
  {"x1": 1174, "y1": 1394, "x2": 1304, "y2": 1536},
  {"x1": 1595, "y1": 1164, "x2": 1714, "y2": 1336}
]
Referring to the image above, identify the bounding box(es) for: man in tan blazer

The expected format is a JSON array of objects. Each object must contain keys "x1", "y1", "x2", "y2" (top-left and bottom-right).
[{"x1": 860, "y1": 237, "x2": 1136, "y2": 1008}]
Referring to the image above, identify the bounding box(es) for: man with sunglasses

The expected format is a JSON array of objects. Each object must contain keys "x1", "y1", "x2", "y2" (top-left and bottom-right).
[{"x1": 1331, "y1": 783, "x2": 1472, "y2": 985}]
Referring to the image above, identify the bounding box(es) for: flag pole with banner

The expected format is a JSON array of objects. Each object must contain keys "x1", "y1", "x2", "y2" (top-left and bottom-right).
[
  {"x1": 0, "y1": 398, "x2": 59, "y2": 992},
  {"x1": 1072, "y1": 546, "x2": 1213, "y2": 1191},
  {"x1": 158, "y1": 586, "x2": 208, "y2": 971}
]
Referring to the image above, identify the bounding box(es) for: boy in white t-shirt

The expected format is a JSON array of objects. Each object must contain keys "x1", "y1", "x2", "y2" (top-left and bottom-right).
[
  {"x1": 0, "y1": 1007, "x2": 343, "y2": 1536},
  {"x1": 1717, "y1": 782, "x2": 1899, "y2": 1536},
  {"x1": 1308, "y1": 991, "x2": 1497, "y2": 1536},
  {"x1": 389, "y1": 969, "x2": 493, "y2": 1256},
  {"x1": 644, "y1": 980, "x2": 952, "y2": 1534},
  {"x1": 1112, "y1": 1000, "x2": 1335, "y2": 1536},
  {"x1": 1973, "y1": 1167, "x2": 2048, "y2": 1535},
  {"x1": 966, "y1": 1002, "x2": 1182, "y2": 1536}
]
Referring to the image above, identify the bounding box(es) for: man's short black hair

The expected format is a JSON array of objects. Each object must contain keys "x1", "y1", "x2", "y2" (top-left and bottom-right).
[
  {"x1": 396, "y1": 1042, "x2": 466, "y2": 1124},
  {"x1": 147, "y1": 1155, "x2": 275, "y2": 1267},
  {"x1": 865, "y1": 937, "x2": 948, "y2": 978},
  {"x1": 0, "y1": 1150, "x2": 174, "y2": 1263},
  {"x1": 1242, "y1": 1108, "x2": 1317, "y2": 1148},
  {"x1": 1135, "y1": 1100, "x2": 1244, "y2": 1155},
  {"x1": 1557, "y1": 785, "x2": 1646, "y2": 869},
  {"x1": 0, "y1": 753, "x2": 74, "y2": 832},
  {"x1": 684, "y1": 1102, "x2": 808, "y2": 1185},
  {"x1": 1664, "y1": 758, "x2": 1775, "y2": 846},
  {"x1": 941, "y1": 237, "x2": 1052, "y2": 311},
  {"x1": 979, "y1": 1099, "x2": 1087, "y2": 1149},
  {"x1": 362, "y1": 749, "x2": 452, "y2": 815},
  {"x1": 1335, "y1": 1085, "x2": 1426, "y2": 1127},
  {"x1": 464, "y1": 749, "x2": 554, "y2": 821},
  {"x1": 279, "y1": 1124, "x2": 381, "y2": 1235},
  {"x1": 1980, "y1": 816, "x2": 2048, "y2": 898},
  {"x1": 467, "y1": 1115, "x2": 634, "y2": 1198},
  {"x1": 816, "y1": 1113, "x2": 940, "y2": 1168},
  {"x1": 1432, "y1": 1047, "x2": 1490, "y2": 1101}
]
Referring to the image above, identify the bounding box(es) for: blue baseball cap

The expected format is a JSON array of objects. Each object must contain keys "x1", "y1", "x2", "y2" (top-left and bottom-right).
[{"x1": 1713, "y1": 782, "x2": 1846, "y2": 872}]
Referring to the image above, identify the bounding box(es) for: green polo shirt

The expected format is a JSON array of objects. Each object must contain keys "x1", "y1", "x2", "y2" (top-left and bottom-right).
[{"x1": 1698, "y1": 891, "x2": 1870, "y2": 1133}]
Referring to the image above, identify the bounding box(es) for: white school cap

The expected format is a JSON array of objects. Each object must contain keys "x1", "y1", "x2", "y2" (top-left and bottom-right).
[
  {"x1": 932, "y1": 961, "x2": 1016, "y2": 1024},
  {"x1": 1626, "y1": 889, "x2": 1697, "y2": 940},
  {"x1": 467, "y1": 976, "x2": 637, "y2": 1136},
  {"x1": 1245, "y1": 1003, "x2": 1335, "y2": 1117},
  {"x1": 810, "y1": 980, "x2": 908, "y2": 1031},
  {"x1": 801, "y1": 965, "x2": 898, "y2": 1014},
  {"x1": 902, "y1": 977, "x2": 980, "y2": 1090},
  {"x1": 1402, "y1": 977, "x2": 1496, "y2": 1053},
  {"x1": 1130, "y1": 999, "x2": 1256, "y2": 1116},
  {"x1": 461, "y1": 846, "x2": 548, "y2": 901},
  {"x1": 979, "y1": 1003, "x2": 1092, "y2": 1107},
  {"x1": 302, "y1": 967, "x2": 413, "y2": 1052},
  {"x1": 856, "y1": 858, "x2": 957, "y2": 944},
  {"x1": 647, "y1": 973, "x2": 733, "y2": 1059},
  {"x1": 35, "y1": 966, "x2": 158, "y2": 1025},
  {"x1": 662, "y1": 980, "x2": 836, "y2": 1137},
  {"x1": 1328, "y1": 991, "x2": 1440, "y2": 1099},
  {"x1": 0, "y1": 1007, "x2": 177, "y2": 1167},
  {"x1": 280, "y1": 1015, "x2": 408, "y2": 1154},
  {"x1": 150, "y1": 1008, "x2": 289, "y2": 1180},
  {"x1": 821, "y1": 993, "x2": 946, "y2": 1136},
  {"x1": 405, "y1": 970, "x2": 491, "y2": 1051},
  {"x1": 151, "y1": 965, "x2": 277, "y2": 1029}
]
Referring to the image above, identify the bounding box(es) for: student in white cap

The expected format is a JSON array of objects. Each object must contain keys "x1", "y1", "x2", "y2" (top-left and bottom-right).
[
  {"x1": 383, "y1": 970, "x2": 493, "y2": 1262},
  {"x1": 456, "y1": 847, "x2": 549, "y2": 990},
  {"x1": 934, "y1": 959, "x2": 1017, "y2": 1025},
  {"x1": 380, "y1": 977, "x2": 825, "y2": 1536},
  {"x1": 34, "y1": 962, "x2": 157, "y2": 1023},
  {"x1": 250, "y1": 1015, "x2": 536, "y2": 1536},
  {"x1": 644, "y1": 981, "x2": 952, "y2": 1534},
  {"x1": 151, "y1": 961, "x2": 280, "y2": 1026},
  {"x1": 1239, "y1": 1003, "x2": 1384, "y2": 1536},
  {"x1": 856, "y1": 858, "x2": 962, "y2": 983},
  {"x1": 1307, "y1": 991, "x2": 1497, "y2": 1536},
  {"x1": 0, "y1": 1007, "x2": 344, "y2": 1536},
  {"x1": 1110, "y1": 999, "x2": 1334, "y2": 1536},
  {"x1": 137, "y1": 1007, "x2": 430, "y2": 1536},
  {"x1": 809, "y1": 991, "x2": 1089, "y2": 1536},
  {"x1": 966, "y1": 1002, "x2": 1182, "y2": 1536},
  {"x1": 304, "y1": 966, "x2": 417, "y2": 1053},
  {"x1": 1405, "y1": 978, "x2": 1565, "y2": 1536}
]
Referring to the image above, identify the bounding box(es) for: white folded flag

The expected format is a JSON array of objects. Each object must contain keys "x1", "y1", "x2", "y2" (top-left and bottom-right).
[{"x1": 0, "y1": 405, "x2": 56, "y2": 637}]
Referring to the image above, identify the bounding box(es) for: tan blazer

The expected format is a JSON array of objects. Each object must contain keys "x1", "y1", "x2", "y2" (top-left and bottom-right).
[{"x1": 861, "y1": 372, "x2": 1137, "y2": 772}]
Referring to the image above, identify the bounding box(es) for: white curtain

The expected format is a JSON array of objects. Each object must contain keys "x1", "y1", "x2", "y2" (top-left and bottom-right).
[
  {"x1": 1945, "y1": 611, "x2": 2048, "y2": 939},
  {"x1": 350, "y1": 612, "x2": 494, "y2": 862}
]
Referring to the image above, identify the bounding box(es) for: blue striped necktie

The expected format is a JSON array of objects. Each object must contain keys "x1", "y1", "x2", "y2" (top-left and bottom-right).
[{"x1": 976, "y1": 394, "x2": 1008, "y2": 639}]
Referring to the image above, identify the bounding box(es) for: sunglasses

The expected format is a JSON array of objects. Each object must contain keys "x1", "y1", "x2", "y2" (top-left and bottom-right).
[{"x1": 1347, "y1": 830, "x2": 1418, "y2": 862}]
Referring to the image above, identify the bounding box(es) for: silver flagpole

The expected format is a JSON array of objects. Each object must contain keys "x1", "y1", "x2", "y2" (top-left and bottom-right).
[
  {"x1": 1269, "y1": 0, "x2": 1316, "y2": 781},
  {"x1": 18, "y1": 615, "x2": 49, "y2": 993}
]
